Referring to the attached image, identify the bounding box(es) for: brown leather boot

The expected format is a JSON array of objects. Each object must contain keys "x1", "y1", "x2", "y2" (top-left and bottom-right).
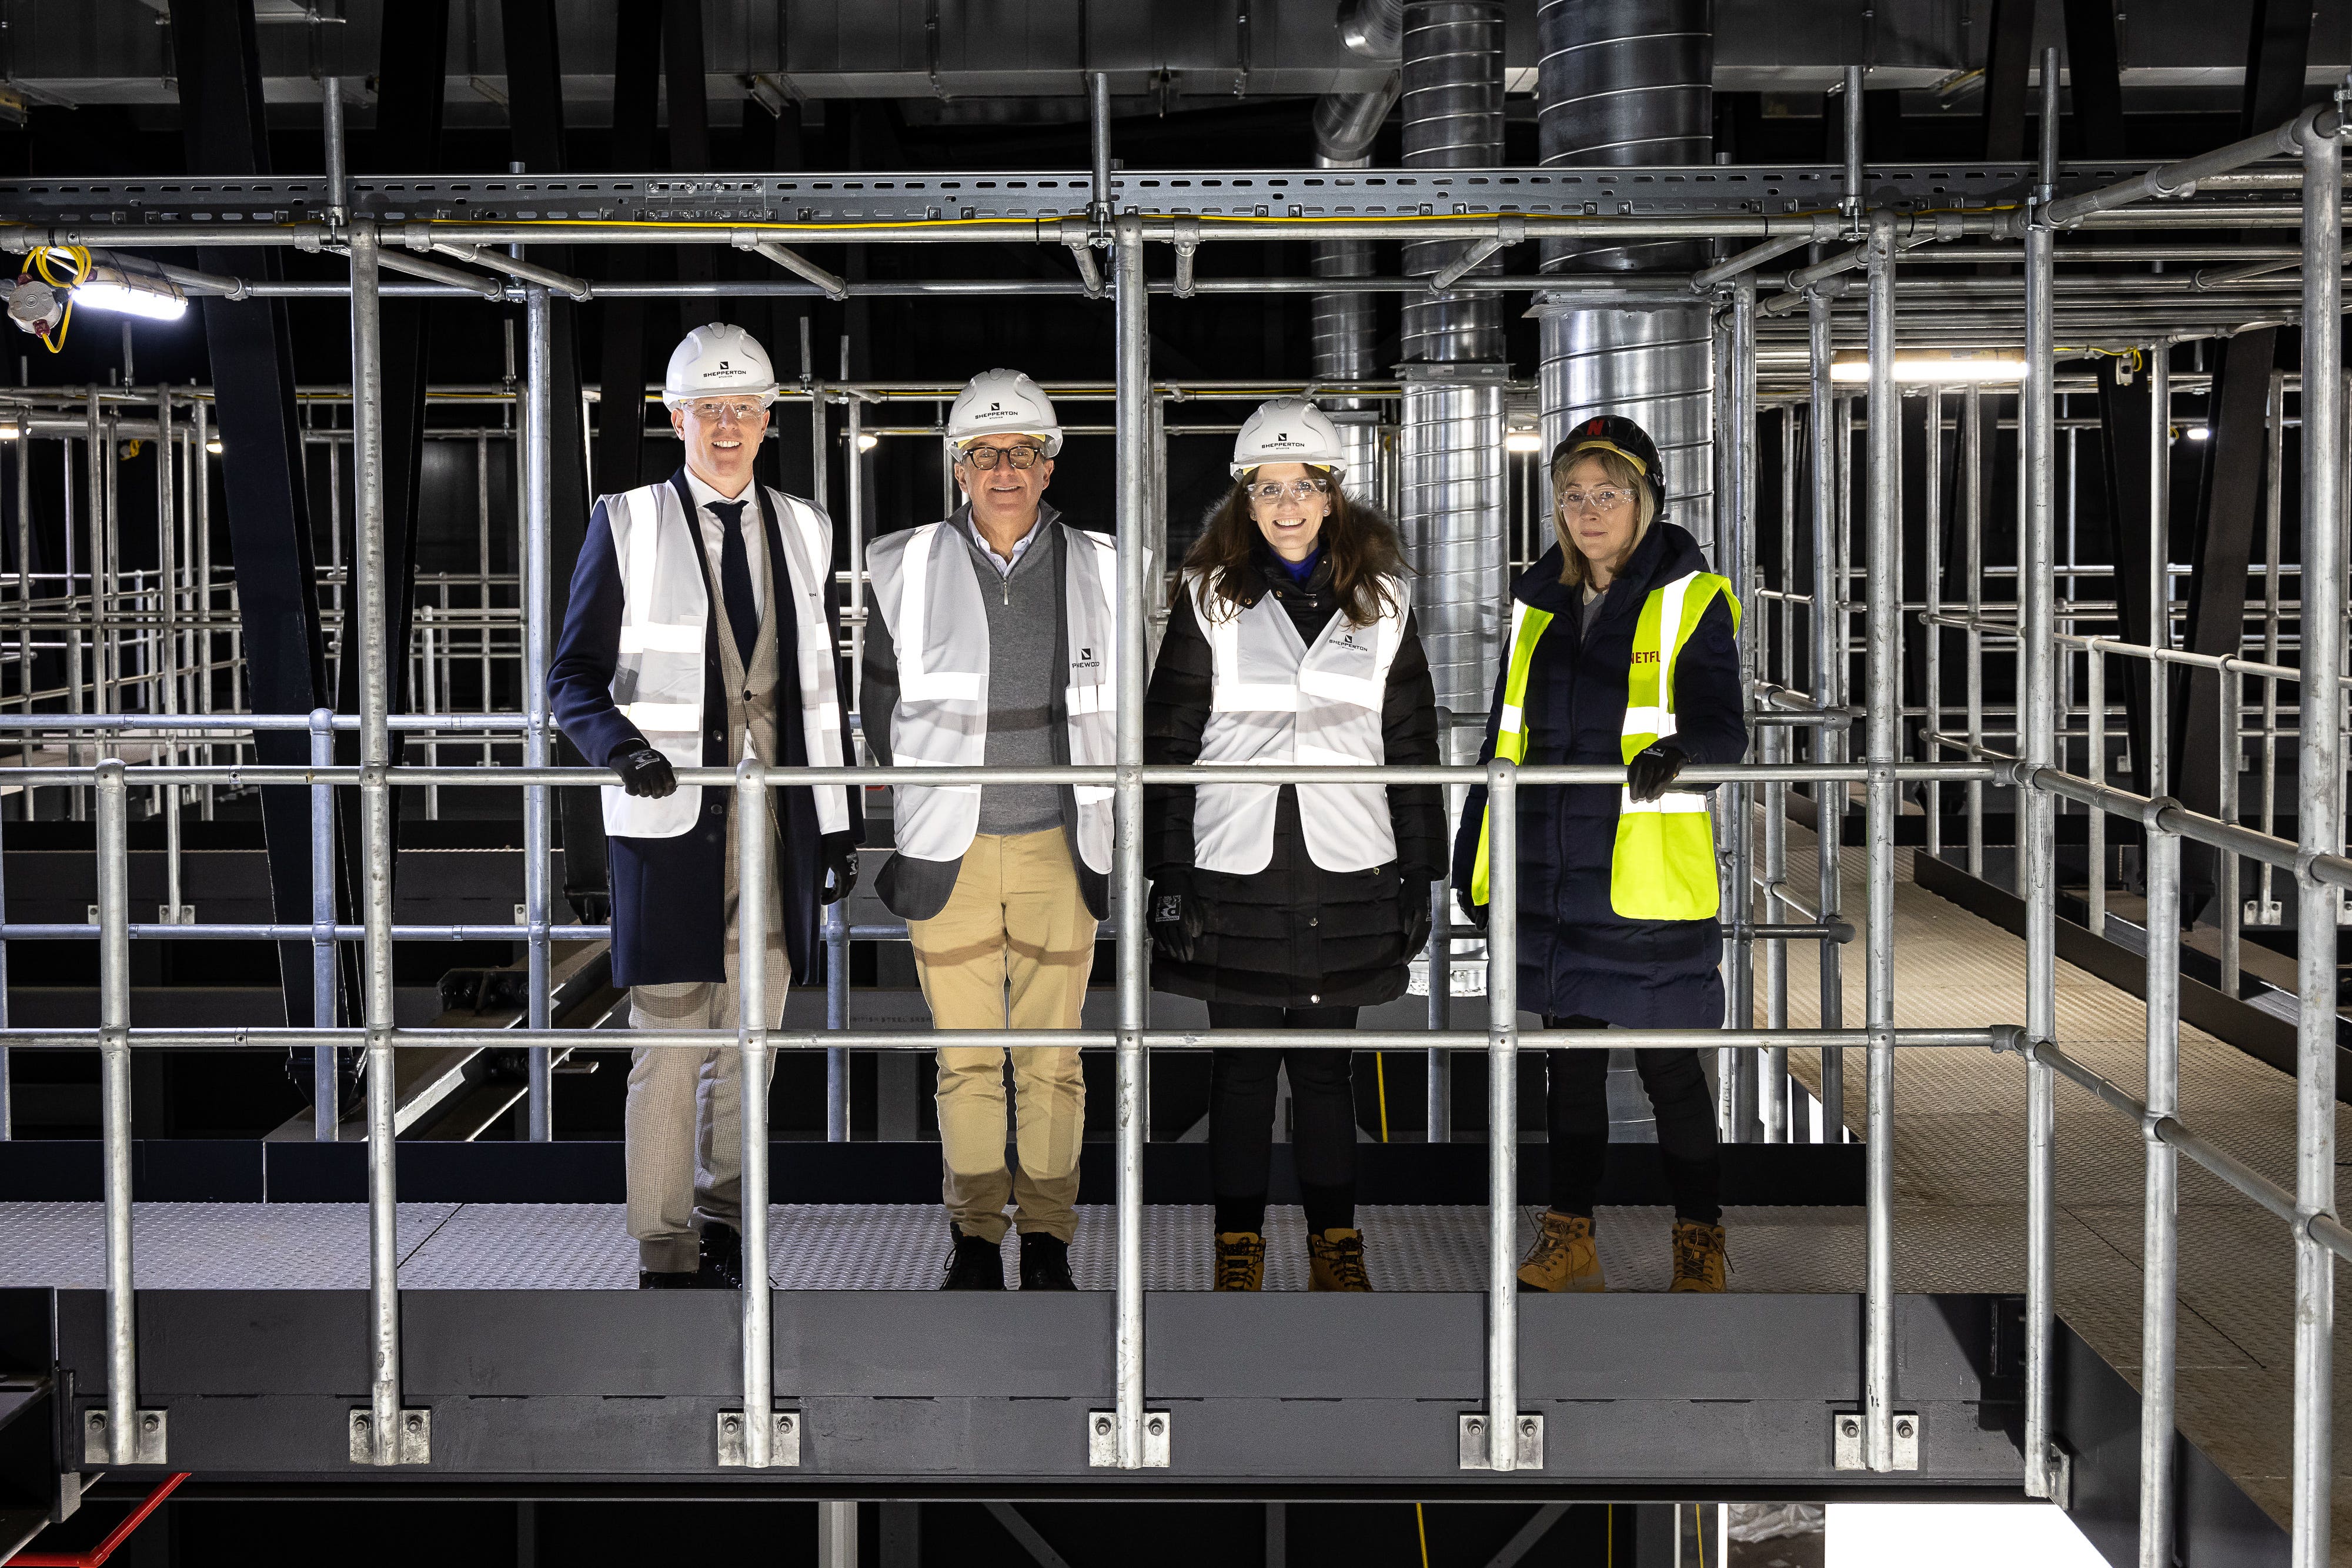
[
  {"x1": 1214, "y1": 1231, "x2": 1265, "y2": 1291},
  {"x1": 1516, "y1": 1211, "x2": 1605, "y2": 1292},
  {"x1": 1668, "y1": 1219, "x2": 1728, "y2": 1292},
  {"x1": 1307, "y1": 1228, "x2": 1373, "y2": 1292}
]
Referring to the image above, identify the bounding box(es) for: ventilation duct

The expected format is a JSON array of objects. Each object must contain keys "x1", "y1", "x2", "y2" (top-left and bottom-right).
[
  {"x1": 1396, "y1": 0, "x2": 1507, "y2": 759},
  {"x1": 1535, "y1": 0, "x2": 1716, "y2": 547},
  {"x1": 1310, "y1": 75, "x2": 1401, "y2": 486}
]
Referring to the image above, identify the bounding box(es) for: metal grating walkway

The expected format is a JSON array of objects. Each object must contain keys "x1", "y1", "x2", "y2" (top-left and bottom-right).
[{"x1": 1774, "y1": 824, "x2": 2352, "y2": 1547}]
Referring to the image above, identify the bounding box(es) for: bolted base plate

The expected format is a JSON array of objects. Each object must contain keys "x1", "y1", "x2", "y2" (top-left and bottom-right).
[
  {"x1": 81, "y1": 1409, "x2": 167, "y2": 1466},
  {"x1": 1087, "y1": 1410, "x2": 1171, "y2": 1469},
  {"x1": 1832, "y1": 1411, "x2": 1920, "y2": 1471},
  {"x1": 716, "y1": 1410, "x2": 800, "y2": 1468},
  {"x1": 1458, "y1": 1412, "x2": 1543, "y2": 1471},
  {"x1": 348, "y1": 1407, "x2": 432, "y2": 1465}
]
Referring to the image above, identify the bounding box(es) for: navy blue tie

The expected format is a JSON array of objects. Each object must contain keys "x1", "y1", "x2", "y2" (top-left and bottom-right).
[{"x1": 708, "y1": 499, "x2": 760, "y2": 666}]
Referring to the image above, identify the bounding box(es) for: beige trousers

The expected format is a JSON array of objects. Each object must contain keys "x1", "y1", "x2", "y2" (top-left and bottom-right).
[
  {"x1": 908, "y1": 830, "x2": 1096, "y2": 1245},
  {"x1": 626, "y1": 831, "x2": 787, "y2": 1275}
]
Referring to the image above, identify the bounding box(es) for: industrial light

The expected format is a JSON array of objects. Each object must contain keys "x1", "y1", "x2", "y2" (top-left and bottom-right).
[
  {"x1": 0, "y1": 424, "x2": 19, "y2": 441},
  {"x1": 72, "y1": 264, "x2": 188, "y2": 322},
  {"x1": 1504, "y1": 429, "x2": 1545, "y2": 453},
  {"x1": 856, "y1": 432, "x2": 879, "y2": 452},
  {"x1": 206, "y1": 439, "x2": 223, "y2": 454},
  {"x1": 2186, "y1": 426, "x2": 2211, "y2": 440},
  {"x1": 1830, "y1": 349, "x2": 2027, "y2": 385}
]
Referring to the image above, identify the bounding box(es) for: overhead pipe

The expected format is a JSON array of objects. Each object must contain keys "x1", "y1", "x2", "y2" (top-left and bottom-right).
[
  {"x1": 1310, "y1": 71, "x2": 1402, "y2": 484},
  {"x1": 1396, "y1": 1, "x2": 1508, "y2": 764},
  {"x1": 1535, "y1": 0, "x2": 1716, "y2": 544}
]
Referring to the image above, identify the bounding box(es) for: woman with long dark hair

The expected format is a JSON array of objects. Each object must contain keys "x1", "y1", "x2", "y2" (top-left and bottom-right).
[
  {"x1": 1144, "y1": 398, "x2": 1442, "y2": 1292},
  {"x1": 1452, "y1": 414, "x2": 1747, "y2": 1293}
]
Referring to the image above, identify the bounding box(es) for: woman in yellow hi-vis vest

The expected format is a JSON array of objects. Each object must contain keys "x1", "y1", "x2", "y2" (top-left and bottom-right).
[{"x1": 1449, "y1": 415, "x2": 1747, "y2": 1293}]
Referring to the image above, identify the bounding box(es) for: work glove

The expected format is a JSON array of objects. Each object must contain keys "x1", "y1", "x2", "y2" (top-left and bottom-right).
[
  {"x1": 1400, "y1": 878, "x2": 1434, "y2": 958},
  {"x1": 1148, "y1": 867, "x2": 1208, "y2": 965},
  {"x1": 1454, "y1": 887, "x2": 1489, "y2": 932},
  {"x1": 819, "y1": 833, "x2": 858, "y2": 906},
  {"x1": 1625, "y1": 741, "x2": 1690, "y2": 804},
  {"x1": 610, "y1": 743, "x2": 677, "y2": 800}
]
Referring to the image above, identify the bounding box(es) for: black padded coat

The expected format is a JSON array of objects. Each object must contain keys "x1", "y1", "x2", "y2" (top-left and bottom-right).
[{"x1": 1144, "y1": 545, "x2": 1444, "y2": 1008}]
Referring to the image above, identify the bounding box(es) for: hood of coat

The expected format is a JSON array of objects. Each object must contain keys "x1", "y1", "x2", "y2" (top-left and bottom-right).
[{"x1": 1513, "y1": 520, "x2": 1712, "y2": 618}]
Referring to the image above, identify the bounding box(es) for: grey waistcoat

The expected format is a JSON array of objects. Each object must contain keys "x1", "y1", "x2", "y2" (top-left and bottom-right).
[{"x1": 967, "y1": 522, "x2": 1065, "y2": 837}]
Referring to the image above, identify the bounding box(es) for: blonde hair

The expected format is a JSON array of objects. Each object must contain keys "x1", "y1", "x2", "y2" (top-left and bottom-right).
[{"x1": 1550, "y1": 446, "x2": 1657, "y2": 590}]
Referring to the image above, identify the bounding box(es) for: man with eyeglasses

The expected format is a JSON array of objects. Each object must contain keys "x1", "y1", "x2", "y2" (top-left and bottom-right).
[
  {"x1": 550, "y1": 322, "x2": 861, "y2": 1289},
  {"x1": 862, "y1": 367, "x2": 1124, "y2": 1291}
]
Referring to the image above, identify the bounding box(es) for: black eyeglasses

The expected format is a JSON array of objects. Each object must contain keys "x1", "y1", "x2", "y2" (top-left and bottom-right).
[{"x1": 958, "y1": 443, "x2": 1046, "y2": 471}]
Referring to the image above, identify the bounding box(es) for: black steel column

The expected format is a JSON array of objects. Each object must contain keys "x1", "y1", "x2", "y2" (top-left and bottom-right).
[
  {"x1": 168, "y1": 0, "x2": 330, "y2": 1030},
  {"x1": 2240, "y1": 1, "x2": 2317, "y2": 136},
  {"x1": 328, "y1": 0, "x2": 449, "y2": 1015},
  {"x1": 2061, "y1": 0, "x2": 2128, "y2": 159},
  {"x1": 1979, "y1": 0, "x2": 2039, "y2": 160},
  {"x1": 2173, "y1": 328, "x2": 2277, "y2": 922},
  {"x1": 505, "y1": 0, "x2": 607, "y2": 920}
]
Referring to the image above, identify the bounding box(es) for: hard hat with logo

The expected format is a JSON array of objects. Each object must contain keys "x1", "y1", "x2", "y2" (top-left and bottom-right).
[
  {"x1": 945, "y1": 369, "x2": 1063, "y2": 457},
  {"x1": 663, "y1": 323, "x2": 780, "y2": 409},
  {"x1": 1229, "y1": 396, "x2": 1346, "y2": 479},
  {"x1": 1550, "y1": 413, "x2": 1668, "y2": 506}
]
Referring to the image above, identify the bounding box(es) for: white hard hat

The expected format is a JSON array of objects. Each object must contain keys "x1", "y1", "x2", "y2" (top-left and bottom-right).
[
  {"x1": 1230, "y1": 397, "x2": 1345, "y2": 479},
  {"x1": 946, "y1": 368, "x2": 1063, "y2": 457},
  {"x1": 663, "y1": 322, "x2": 779, "y2": 409}
]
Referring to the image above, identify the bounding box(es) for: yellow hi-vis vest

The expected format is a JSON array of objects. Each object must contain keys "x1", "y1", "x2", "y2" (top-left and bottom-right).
[{"x1": 1469, "y1": 570, "x2": 1741, "y2": 920}]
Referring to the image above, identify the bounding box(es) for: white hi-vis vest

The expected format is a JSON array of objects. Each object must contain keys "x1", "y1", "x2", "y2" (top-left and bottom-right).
[
  {"x1": 597, "y1": 480, "x2": 851, "y2": 841},
  {"x1": 866, "y1": 519, "x2": 1121, "y2": 872},
  {"x1": 1470, "y1": 569, "x2": 1740, "y2": 920},
  {"x1": 1188, "y1": 571, "x2": 1409, "y2": 874}
]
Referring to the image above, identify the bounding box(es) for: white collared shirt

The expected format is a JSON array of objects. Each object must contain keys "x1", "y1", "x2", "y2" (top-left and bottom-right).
[
  {"x1": 964, "y1": 510, "x2": 1042, "y2": 578},
  {"x1": 682, "y1": 467, "x2": 764, "y2": 618}
]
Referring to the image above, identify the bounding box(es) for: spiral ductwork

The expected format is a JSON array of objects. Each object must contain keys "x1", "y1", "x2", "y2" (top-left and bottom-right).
[
  {"x1": 1311, "y1": 76, "x2": 1401, "y2": 486},
  {"x1": 1536, "y1": 0, "x2": 1717, "y2": 545},
  {"x1": 1395, "y1": 0, "x2": 1508, "y2": 758}
]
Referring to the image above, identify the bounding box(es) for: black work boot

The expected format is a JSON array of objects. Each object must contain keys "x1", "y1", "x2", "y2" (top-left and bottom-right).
[
  {"x1": 637, "y1": 1269, "x2": 697, "y2": 1289},
  {"x1": 941, "y1": 1224, "x2": 1006, "y2": 1289},
  {"x1": 697, "y1": 1223, "x2": 744, "y2": 1290},
  {"x1": 1018, "y1": 1232, "x2": 1076, "y2": 1290}
]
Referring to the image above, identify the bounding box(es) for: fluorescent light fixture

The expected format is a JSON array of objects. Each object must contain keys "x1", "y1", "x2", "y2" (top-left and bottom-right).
[
  {"x1": 856, "y1": 432, "x2": 879, "y2": 452},
  {"x1": 205, "y1": 439, "x2": 223, "y2": 454},
  {"x1": 0, "y1": 424, "x2": 19, "y2": 441},
  {"x1": 2186, "y1": 426, "x2": 2210, "y2": 440},
  {"x1": 1504, "y1": 429, "x2": 1545, "y2": 453},
  {"x1": 72, "y1": 265, "x2": 188, "y2": 322},
  {"x1": 1830, "y1": 348, "x2": 2028, "y2": 385}
]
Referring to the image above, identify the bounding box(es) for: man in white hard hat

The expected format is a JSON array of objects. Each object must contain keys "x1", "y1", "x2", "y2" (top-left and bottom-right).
[
  {"x1": 550, "y1": 322, "x2": 862, "y2": 1289},
  {"x1": 863, "y1": 367, "x2": 1122, "y2": 1291}
]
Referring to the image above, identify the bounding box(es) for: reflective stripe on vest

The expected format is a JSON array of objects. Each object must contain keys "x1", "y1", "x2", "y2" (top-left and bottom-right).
[
  {"x1": 868, "y1": 520, "x2": 1127, "y2": 872},
  {"x1": 599, "y1": 481, "x2": 850, "y2": 841},
  {"x1": 1467, "y1": 571, "x2": 1740, "y2": 918},
  {"x1": 1190, "y1": 570, "x2": 1406, "y2": 875}
]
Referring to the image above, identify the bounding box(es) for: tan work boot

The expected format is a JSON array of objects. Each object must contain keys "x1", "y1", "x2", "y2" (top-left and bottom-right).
[
  {"x1": 1307, "y1": 1228, "x2": 1373, "y2": 1292},
  {"x1": 1668, "y1": 1219, "x2": 1728, "y2": 1292},
  {"x1": 1214, "y1": 1231, "x2": 1265, "y2": 1291},
  {"x1": 1516, "y1": 1210, "x2": 1605, "y2": 1293}
]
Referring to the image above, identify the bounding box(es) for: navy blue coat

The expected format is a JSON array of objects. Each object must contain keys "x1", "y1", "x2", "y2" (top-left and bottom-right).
[
  {"x1": 1449, "y1": 522, "x2": 1746, "y2": 1027},
  {"x1": 548, "y1": 470, "x2": 863, "y2": 988}
]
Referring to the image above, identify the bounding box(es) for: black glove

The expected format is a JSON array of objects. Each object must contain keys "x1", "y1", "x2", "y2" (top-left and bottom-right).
[
  {"x1": 819, "y1": 834, "x2": 858, "y2": 905},
  {"x1": 1400, "y1": 879, "x2": 1434, "y2": 957},
  {"x1": 1149, "y1": 867, "x2": 1207, "y2": 966},
  {"x1": 610, "y1": 743, "x2": 677, "y2": 800},
  {"x1": 1625, "y1": 741, "x2": 1689, "y2": 804},
  {"x1": 1455, "y1": 886, "x2": 1489, "y2": 932}
]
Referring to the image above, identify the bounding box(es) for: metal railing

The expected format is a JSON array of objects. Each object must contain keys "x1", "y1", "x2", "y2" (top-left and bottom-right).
[{"x1": 0, "y1": 68, "x2": 2338, "y2": 1560}]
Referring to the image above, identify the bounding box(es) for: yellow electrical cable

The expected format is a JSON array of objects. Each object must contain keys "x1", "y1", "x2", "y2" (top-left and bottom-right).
[
  {"x1": 1415, "y1": 1503, "x2": 1429, "y2": 1568},
  {"x1": 1695, "y1": 1503, "x2": 1706, "y2": 1568},
  {"x1": 25, "y1": 243, "x2": 89, "y2": 355},
  {"x1": 1375, "y1": 1052, "x2": 1390, "y2": 1143}
]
